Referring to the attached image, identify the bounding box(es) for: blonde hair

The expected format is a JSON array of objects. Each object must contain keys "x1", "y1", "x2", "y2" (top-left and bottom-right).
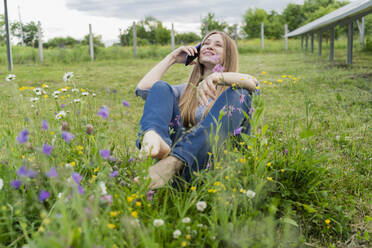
[{"x1": 179, "y1": 31, "x2": 239, "y2": 128}]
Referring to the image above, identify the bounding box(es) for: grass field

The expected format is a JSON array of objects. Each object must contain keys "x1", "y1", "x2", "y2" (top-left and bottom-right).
[{"x1": 0, "y1": 41, "x2": 371, "y2": 247}]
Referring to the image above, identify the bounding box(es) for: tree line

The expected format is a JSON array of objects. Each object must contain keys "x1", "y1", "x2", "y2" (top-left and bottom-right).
[{"x1": 0, "y1": 0, "x2": 371, "y2": 48}]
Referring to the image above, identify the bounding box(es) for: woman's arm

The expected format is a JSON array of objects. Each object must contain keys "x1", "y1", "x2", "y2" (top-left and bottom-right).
[{"x1": 136, "y1": 46, "x2": 198, "y2": 90}]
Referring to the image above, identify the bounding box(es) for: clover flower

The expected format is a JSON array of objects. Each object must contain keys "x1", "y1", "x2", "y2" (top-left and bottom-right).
[
  {"x1": 173, "y1": 229, "x2": 182, "y2": 239},
  {"x1": 153, "y1": 219, "x2": 164, "y2": 227},
  {"x1": 63, "y1": 72, "x2": 74, "y2": 82},
  {"x1": 5, "y1": 74, "x2": 16, "y2": 81},
  {"x1": 97, "y1": 106, "x2": 109, "y2": 119},
  {"x1": 182, "y1": 217, "x2": 191, "y2": 223},
  {"x1": 42, "y1": 143, "x2": 53, "y2": 155},
  {"x1": 39, "y1": 190, "x2": 50, "y2": 202},
  {"x1": 196, "y1": 201, "x2": 207, "y2": 212},
  {"x1": 17, "y1": 129, "x2": 29, "y2": 144},
  {"x1": 246, "y1": 190, "x2": 256, "y2": 199},
  {"x1": 62, "y1": 131, "x2": 74, "y2": 143}
]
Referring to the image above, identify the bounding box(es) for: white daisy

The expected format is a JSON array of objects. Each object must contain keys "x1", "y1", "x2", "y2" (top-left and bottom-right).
[
  {"x1": 62, "y1": 88, "x2": 67, "y2": 92},
  {"x1": 92, "y1": 93, "x2": 96, "y2": 97},
  {"x1": 30, "y1": 97, "x2": 39, "y2": 102},
  {"x1": 33, "y1": 88, "x2": 42, "y2": 95},
  {"x1": 173, "y1": 229, "x2": 182, "y2": 239},
  {"x1": 55, "y1": 110, "x2": 66, "y2": 119},
  {"x1": 52, "y1": 91, "x2": 60, "y2": 97},
  {"x1": 71, "y1": 88, "x2": 79, "y2": 92},
  {"x1": 182, "y1": 217, "x2": 191, "y2": 223},
  {"x1": 81, "y1": 92, "x2": 89, "y2": 96},
  {"x1": 73, "y1": 99, "x2": 81, "y2": 103},
  {"x1": 153, "y1": 219, "x2": 164, "y2": 227},
  {"x1": 0, "y1": 178, "x2": 3, "y2": 190},
  {"x1": 5, "y1": 74, "x2": 16, "y2": 81},
  {"x1": 99, "y1": 182, "x2": 107, "y2": 195},
  {"x1": 246, "y1": 190, "x2": 256, "y2": 199},
  {"x1": 63, "y1": 72, "x2": 74, "y2": 82},
  {"x1": 196, "y1": 201, "x2": 207, "y2": 212}
]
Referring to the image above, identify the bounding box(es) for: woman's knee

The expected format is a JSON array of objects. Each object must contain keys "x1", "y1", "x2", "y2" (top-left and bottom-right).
[
  {"x1": 152, "y1": 80, "x2": 172, "y2": 90},
  {"x1": 223, "y1": 87, "x2": 251, "y2": 105}
]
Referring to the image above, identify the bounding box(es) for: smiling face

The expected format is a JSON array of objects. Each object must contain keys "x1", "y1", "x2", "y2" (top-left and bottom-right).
[{"x1": 199, "y1": 33, "x2": 224, "y2": 68}]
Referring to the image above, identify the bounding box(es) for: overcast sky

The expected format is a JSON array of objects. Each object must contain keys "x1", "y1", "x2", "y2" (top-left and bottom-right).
[{"x1": 0, "y1": 0, "x2": 357, "y2": 46}]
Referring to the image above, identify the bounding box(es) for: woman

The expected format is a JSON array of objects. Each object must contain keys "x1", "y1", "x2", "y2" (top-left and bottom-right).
[{"x1": 135, "y1": 31, "x2": 258, "y2": 189}]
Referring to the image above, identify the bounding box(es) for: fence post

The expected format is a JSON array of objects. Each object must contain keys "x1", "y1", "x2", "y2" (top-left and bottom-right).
[
  {"x1": 347, "y1": 21, "x2": 353, "y2": 65},
  {"x1": 330, "y1": 27, "x2": 335, "y2": 62},
  {"x1": 4, "y1": 0, "x2": 13, "y2": 71},
  {"x1": 311, "y1": 33, "x2": 314, "y2": 53},
  {"x1": 284, "y1": 24, "x2": 288, "y2": 50},
  {"x1": 133, "y1": 21, "x2": 137, "y2": 59},
  {"x1": 17, "y1": 5, "x2": 25, "y2": 47},
  {"x1": 305, "y1": 34, "x2": 308, "y2": 52},
  {"x1": 318, "y1": 32, "x2": 322, "y2": 56},
  {"x1": 38, "y1": 21, "x2": 44, "y2": 62},
  {"x1": 89, "y1": 24, "x2": 94, "y2": 61},
  {"x1": 171, "y1": 23, "x2": 175, "y2": 51},
  {"x1": 301, "y1": 35, "x2": 304, "y2": 49},
  {"x1": 261, "y1": 23, "x2": 264, "y2": 50},
  {"x1": 357, "y1": 17, "x2": 365, "y2": 49}
]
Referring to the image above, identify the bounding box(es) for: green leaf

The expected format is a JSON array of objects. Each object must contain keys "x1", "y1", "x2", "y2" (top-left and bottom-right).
[
  {"x1": 280, "y1": 217, "x2": 299, "y2": 227},
  {"x1": 303, "y1": 204, "x2": 317, "y2": 213}
]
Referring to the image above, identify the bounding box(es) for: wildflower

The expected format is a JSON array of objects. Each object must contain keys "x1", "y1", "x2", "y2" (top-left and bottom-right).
[
  {"x1": 82, "y1": 92, "x2": 89, "y2": 96},
  {"x1": 73, "y1": 99, "x2": 81, "y2": 103},
  {"x1": 190, "y1": 186, "x2": 196, "y2": 191},
  {"x1": 77, "y1": 185, "x2": 84, "y2": 194},
  {"x1": 131, "y1": 211, "x2": 138, "y2": 218},
  {"x1": 99, "y1": 181, "x2": 107, "y2": 195},
  {"x1": 293, "y1": 77, "x2": 297, "y2": 81},
  {"x1": 211, "y1": 54, "x2": 219, "y2": 62},
  {"x1": 246, "y1": 190, "x2": 256, "y2": 199},
  {"x1": 186, "y1": 234, "x2": 191, "y2": 240},
  {"x1": 5, "y1": 74, "x2": 16, "y2": 81},
  {"x1": 122, "y1": 100, "x2": 130, "y2": 107},
  {"x1": 42, "y1": 120, "x2": 49, "y2": 130},
  {"x1": 281, "y1": 169, "x2": 285, "y2": 173},
  {"x1": 17, "y1": 129, "x2": 29, "y2": 144},
  {"x1": 233, "y1": 127, "x2": 242, "y2": 136},
  {"x1": 86, "y1": 124, "x2": 94, "y2": 134},
  {"x1": 55, "y1": 110, "x2": 66, "y2": 120},
  {"x1": 11, "y1": 180, "x2": 22, "y2": 189},
  {"x1": 263, "y1": 80, "x2": 268, "y2": 84},
  {"x1": 52, "y1": 91, "x2": 60, "y2": 98},
  {"x1": 46, "y1": 167, "x2": 58, "y2": 178},
  {"x1": 110, "y1": 171, "x2": 119, "y2": 177},
  {"x1": 100, "y1": 149, "x2": 110, "y2": 159},
  {"x1": 63, "y1": 72, "x2": 74, "y2": 82},
  {"x1": 196, "y1": 201, "x2": 207, "y2": 212},
  {"x1": 110, "y1": 211, "x2": 118, "y2": 217},
  {"x1": 72, "y1": 172, "x2": 83, "y2": 184},
  {"x1": 39, "y1": 190, "x2": 50, "y2": 202},
  {"x1": 30, "y1": 97, "x2": 39, "y2": 102},
  {"x1": 249, "y1": 107, "x2": 255, "y2": 115},
  {"x1": 325, "y1": 219, "x2": 331, "y2": 225},
  {"x1": 33, "y1": 88, "x2": 42, "y2": 95},
  {"x1": 0, "y1": 179, "x2": 3, "y2": 190},
  {"x1": 173, "y1": 229, "x2": 182, "y2": 239},
  {"x1": 61, "y1": 103, "x2": 65, "y2": 108},
  {"x1": 181, "y1": 241, "x2": 187, "y2": 247},
  {"x1": 97, "y1": 106, "x2": 109, "y2": 119},
  {"x1": 92, "y1": 93, "x2": 96, "y2": 97},
  {"x1": 153, "y1": 219, "x2": 164, "y2": 227},
  {"x1": 107, "y1": 223, "x2": 116, "y2": 229},
  {"x1": 182, "y1": 217, "x2": 191, "y2": 223},
  {"x1": 146, "y1": 190, "x2": 155, "y2": 201},
  {"x1": 239, "y1": 94, "x2": 245, "y2": 103},
  {"x1": 136, "y1": 201, "x2": 142, "y2": 207},
  {"x1": 266, "y1": 162, "x2": 271, "y2": 167},
  {"x1": 62, "y1": 131, "x2": 74, "y2": 143},
  {"x1": 61, "y1": 88, "x2": 67, "y2": 92},
  {"x1": 42, "y1": 143, "x2": 53, "y2": 156},
  {"x1": 277, "y1": 79, "x2": 283, "y2": 83},
  {"x1": 262, "y1": 71, "x2": 267, "y2": 75},
  {"x1": 266, "y1": 177, "x2": 273, "y2": 181},
  {"x1": 212, "y1": 64, "x2": 224, "y2": 73},
  {"x1": 281, "y1": 75, "x2": 286, "y2": 78},
  {"x1": 269, "y1": 82, "x2": 273, "y2": 85},
  {"x1": 42, "y1": 83, "x2": 48, "y2": 88}
]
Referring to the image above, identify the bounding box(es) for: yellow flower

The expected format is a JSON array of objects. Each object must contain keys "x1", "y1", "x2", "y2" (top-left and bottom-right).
[
  {"x1": 65, "y1": 86, "x2": 70, "y2": 90},
  {"x1": 107, "y1": 223, "x2": 116, "y2": 229},
  {"x1": 213, "y1": 181, "x2": 221, "y2": 186},
  {"x1": 266, "y1": 177, "x2": 273, "y2": 181},
  {"x1": 225, "y1": 176, "x2": 229, "y2": 180},
  {"x1": 207, "y1": 152, "x2": 212, "y2": 156},
  {"x1": 269, "y1": 82, "x2": 273, "y2": 85},
  {"x1": 110, "y1": 211, "x2": 118, "y2": 217},
  {"x1": 181, "y1": 241, "x2": 187, "y2": 247},
  {"x1": 40, "y1": 212, "x2": 47, "y2": 219},
  {"x1": 325, "y1": 219, "x2": 331, "y2": 225},
  {"x1": 94, "y1": 167, "x2": 99, "y2": 173},
  {"x1": 41, "y1": 84, "x2": 48, "y2": 88},
  {"x1": 281, "y1": 169, "x2": 285, "y2": 173},
  {"x1": 233, "y1": 148, "x2": 238, "y2": 152},
  {"x1": 38, "y1": 226, "x2": 45, "y2": 232},
  {"x1": 233, "y1": 188, "x2": 237, "y2": 192},
  {"x1": 256, "y1": 86, "x2": 260, "y2": 90},
  {"x1": 44, "y1": 95, "x2": 48, "y2": 98},
  {"x1": 136, "y1": 201, "x2": 142, "y2": 207},
  {"x1": 131, "y1": 211, "x2": 138, "y2": 218},
  {"x1": 277, "y1": 79, "x2": 283, "y2": 83},
  {"x1": 239, "y1": 142, "x2": 245, "y2": 146},
  {"x1": 43, "y1": 218, "x2": 51, "y2": 225},
  {"x1": 58, "y1": 88, "x2": 63, "y2": 92},
  {"x1": 293, "y1": 78, "x2": 297, "y2": 81},
  {"x1": 266, "y1": 162, "x2": 271, "y2": 167},
  {"x1": 263, "y1": 80, "x2": 268, "y2": 84},
  {"x1": 186, "y1": 234, "x2": 191, "y2": 240},
  {"x1": 30, "y1": 87, "x2": 35, "y2": 90},
  {"x1": 247, "y1": 145, "x2": 251, "y2": 149},
  {"x1": 21, "y1": 155, "x2": 25, "y2": 159},
  {"x1": 81, "y1": 88, "x2": 85, "y2": 92},
  {"x1": 50, "y1": 131, "x2": 55, "y2": 135},
  {"x1": 281, "y1": 75, "x2": 286, "y2": 78},
  {"x1": 76, "y1": 146, "x2": 83, "y2": 151},
  {"x1": 127, "y1": 196, "x2": 134, "y2": 203},
  {"x1": 70, "y1": 161, "x2": 76, "y2": 166},
  {"x1": 239, "y1": 188, "x2": 246, "y2": 193},
  {"x1": 208, "y1": 189, "x2": 217, "y2": 193},
  {"x1": 262, "y1": 71, "x2": 267, "y2": 75},
  {"x1": 240, "y1": 157, "x2": 246, "y2": 164},
  {"x1": 19, "y1": 86, "x2": 28, "y2": 91},
  {"x1": 61, "y1": 96, "x2": 65, "y2": 100},
  {"x1": 288, "y1": 75, "x2": 292, "y2": 78},
  {"x1": 223, "y1": 150, "x2": 228, "y2": 154},
  {"x1": 78, "y1": 151, "x2": 83, "y2": 155},
  {"x1": 190, "y1": 186, "x2": 196, "y2": 191}
]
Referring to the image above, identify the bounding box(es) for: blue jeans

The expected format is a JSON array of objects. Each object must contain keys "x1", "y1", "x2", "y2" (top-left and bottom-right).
[{"x1": 136, "y1": 81, "x2": 252, "y2": 182}]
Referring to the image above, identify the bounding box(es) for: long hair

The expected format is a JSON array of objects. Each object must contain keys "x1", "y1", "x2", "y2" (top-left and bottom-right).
[{"x1": 178, "y1": 31, "x2": 239, "y2": 128}]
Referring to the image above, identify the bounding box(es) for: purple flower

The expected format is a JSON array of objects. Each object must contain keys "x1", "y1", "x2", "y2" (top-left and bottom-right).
[
  {"x1": 212, "y1": 64, "x2": 224, "y2": 73},
  {"x1": 249, "y1": 107, "x2": 255, "y2": 115},
  {"x1": 122, "y1": 100, "x2": 130, "y2": 107},
  {"x1": 211, "y1": 54, "x2": 219, "y2": 62},
  {"x1": 17, "y1": 129, "x2": 29, "y2": 144},
  {"x1": 42, "y1": 120, "x2": 49, "y2": 130},
  {"x1": 100, "y1": 194, "x2": 113, "y2": 204},
  {"x1": 100, "y1": 149, "x2": 110, "y2": 159},
  {"x1": 108, "y1": 156, "x2": 116, "y2": 162},
  {"x1": 128, "y1": 158, "x2": 134, "y2": 163},
  {"x1": 72, "y1": 172, "x2": 82, "y2": 184},
  {"x1": 239, "y1": 94, "x2": 245, "y2": 104},
  {"x1": 62, "y1": 131, "x2": 74, "y2": 143},
  {"x1": 97, "y1": 106, "x2": 109, "y2": 119},
  {"x1": 61, "y1": 104, "x2": 65, "y2": 108},
  {"x1": 233, "y1": 127, "x2": 243, "y2": 136},
  {"x1": 39, "y1": 190, "x2": 50, "y2": 202},
  {"x1": 110, "y1": 171, "x2": 119, "y2": 177},
  {"x1": 42, "y1": 143, "x2": 53, "y2": 156},
  {"x1": 11, "y1": 180, "x2": 22, "y2": 189},
  {"x1": 17, "y1": 166, "x2": 38, "y2": 178},
  {"x1": 146, "y1": 190, "x2": 155, "y2": 201},
  {"x1": 283, "y1": 148, "x2": 288, "y2": 155},
  {"x1": 46, "y1": 167, "x2": 58, "y2": 178},
  {"x1": 77, "y1": 185, "x2": 84, "y2": 194}
]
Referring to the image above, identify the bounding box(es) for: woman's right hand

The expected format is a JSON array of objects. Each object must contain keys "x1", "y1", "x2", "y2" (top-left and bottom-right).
[{"x1": 170, "y1": 46, "x2": 199, "y2": 64}]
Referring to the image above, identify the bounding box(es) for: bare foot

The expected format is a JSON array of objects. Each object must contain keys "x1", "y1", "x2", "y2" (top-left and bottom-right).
[
  {"x1": 146, "y1": 156, "x2": 184, "y2": 189},
  {"x1": 139, "y1": 130, "x2": 170, "y2": 160}
]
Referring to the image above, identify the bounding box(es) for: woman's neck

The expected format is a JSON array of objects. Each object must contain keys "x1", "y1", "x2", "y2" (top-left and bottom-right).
[{"x1": 202, "y1": 67, "x2": 214, "y2": 80}]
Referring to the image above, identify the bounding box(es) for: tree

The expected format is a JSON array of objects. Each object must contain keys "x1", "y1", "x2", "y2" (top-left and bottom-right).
[
  {"x1": 81, "y1": 34, "x2": 104, "y2": 47},
  {"x1": 175, "y1": 32, "x2": 201, "y2": 44},
  {"x1": 282, "y1": 4, "x2": 306, "y2": 32},
  {"x1": 11, "y1": 21, "x2": 38, "y2": 47},
  {"x1": 201, "y1": 13, "x2": 229, "y2": 36},
  {"x1": 0, "y1": 14, "x2": 6, "y2": 44},
  {"x1": 242, "y1": 8, "x2": 268, "y2": 38},
  {"x1": 44, "y1": 37, "x2": 79, "y2": 48}
]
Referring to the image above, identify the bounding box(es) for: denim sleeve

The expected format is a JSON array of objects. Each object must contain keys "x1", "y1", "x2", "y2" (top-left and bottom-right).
[{"x1": 135, "y1": 83, "x2": 186, "y2": 101}]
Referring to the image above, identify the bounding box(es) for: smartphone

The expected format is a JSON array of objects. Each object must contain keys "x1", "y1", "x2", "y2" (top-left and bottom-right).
[{"x1": 185, "y1": 43, "x2": 201, "y2": 66}]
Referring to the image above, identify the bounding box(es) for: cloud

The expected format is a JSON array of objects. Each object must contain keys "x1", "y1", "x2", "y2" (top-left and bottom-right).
[{"x1": 66, "y1": 0, "x2": 305, "y2": 24}]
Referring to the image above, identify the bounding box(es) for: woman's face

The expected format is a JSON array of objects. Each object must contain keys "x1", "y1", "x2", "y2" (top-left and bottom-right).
[{"x1": 199, "y1": 34, "x2": 224, "y2": 67}]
